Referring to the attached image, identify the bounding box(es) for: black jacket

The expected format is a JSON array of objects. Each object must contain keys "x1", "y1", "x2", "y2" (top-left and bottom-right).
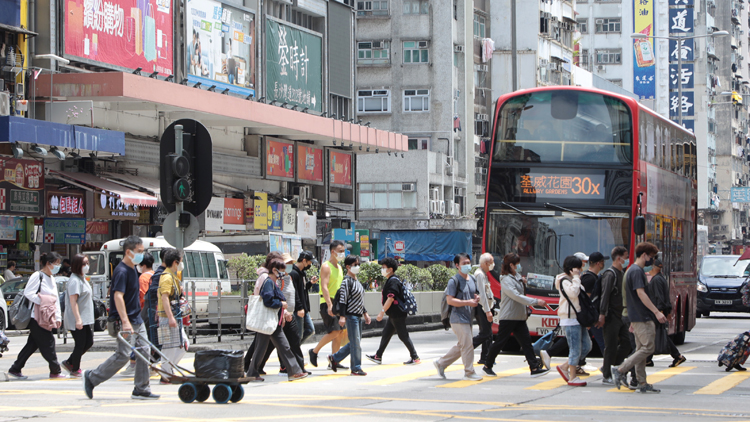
[
  {"x1": 290, "y1": 265, "x2": 311, "y2": 313},
  {"x1": 647, "y1": 272, "x2": 672, "y2": 315},
  {"x1": 599, "y1": 266, "x2": 624, "y2": 319}
]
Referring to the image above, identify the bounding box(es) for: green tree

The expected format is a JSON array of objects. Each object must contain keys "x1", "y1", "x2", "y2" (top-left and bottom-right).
[
  {"x1": 359, "y1": 261, "x2": 385, "y2": 290},
  {"x1": 427, "y1": 264, "x2": 457, "y2": 291},
  {"x1": 395, "y1": 264, "x2": 433, "y2": 291}
]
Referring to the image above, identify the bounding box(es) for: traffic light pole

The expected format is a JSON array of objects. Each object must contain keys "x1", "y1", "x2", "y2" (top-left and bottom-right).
[{"x1": 175, "y1": 124, "x2": 184, "y2": 252}]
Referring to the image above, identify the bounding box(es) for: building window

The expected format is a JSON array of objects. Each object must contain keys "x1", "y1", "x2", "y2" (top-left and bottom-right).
[
  {"x1": 403, "y1": 89, "x2": 430, "y2": 112},
  {"x1": 357, "y1": 90, "x2": 390, "y2": 113},
  {"x1": 474, "y1": 65, "x2": 488, "y2": 88},
  {"x1": 596, "y1": 49, "x2": 622, "y2": 64},
  {"x1": 358, "y1": 41, "x2": 390, "y2": 65},
  {"x1": 330, "y1": 94, "x2": 351, "y2": 121},
  {"x1": 359, "y1": 183, "x2": 417, "y2": 209},
  {"x1": 475, "y1": 114, "x2": 490, "y2": 137},
  {"x1": 408, "y1": 138, "x2": 430, "y2": 150},
  {"x1": 403, "y1": 41, "x2": 429, "y2": 63},
  {"x1": 608, "y1": 79, "x2": 623, "y2": 87},
  {"x1": 357, "y1": 1, "x2": 388, "y2": 16},
  {"x1": 473, "y1": 13, "x2": 486, "y2": 38},
  {"x1": 580, "y1": 48, "x2": 589, "y2": 68},
  {"x1": 595, "y1": 18, "x2": 621, "y2": 33},
  {"x1": 577, "y1": 18, "x2": 588, "y2": 33},
  {"x1": 403, "y1": 0, "x2": 428, "y2": 14}
]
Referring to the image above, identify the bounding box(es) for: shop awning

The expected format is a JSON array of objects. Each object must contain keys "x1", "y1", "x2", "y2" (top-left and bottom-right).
[
  {"x1": 50, "y1": 170, "x2": 158, "y2": 207},
  {"x1": 377, "y1": 230, "x2": 472, "y2": 262},
  {"x1": 0, "y1": 116, "x2": 125, "y2": 155},
  {"x1": 0, "y1": 23, "x2": 37, "y2": 37},
  {"x1": 101, "y1": 172, "x2": 161, "y2": 199}
]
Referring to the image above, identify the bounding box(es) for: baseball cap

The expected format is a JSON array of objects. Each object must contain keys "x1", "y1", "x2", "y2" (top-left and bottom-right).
[
  {"x1": 588, "y1": 252, "x2": 608, "y2": 263},
  {"x1": 574, "y1": 252, "x2": 589, "y2": 262},
  {"x1": 654, "y1": 258, "x2": 663, "y2": 267}
]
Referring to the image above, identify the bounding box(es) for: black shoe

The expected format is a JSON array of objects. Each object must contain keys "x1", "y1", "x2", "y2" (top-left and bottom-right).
[
  {"x1": 131, "y1": 390, "x2": 160, "y2": 400},
  {"x1": 530, "y1": 366, "x2": 549, "y2": 378},
  {"x1": 366, "y1": 354, "x2": 382, "y2": 364},
  {"x1": 279, "y1": 367, "x2": 287, "y2": 374},
  {"x1": 482, "y1": 366, "x2": 497, "y2": 377},
  {"x1": 350, "y1": 369, "x2": 367, "y2": 376},
  {"x1": 82, "y1": 370, "x2": 94, "y2": 399},
  {"x1": 336, "y1": 362, "x2": 349, "y2": 370},
  {"x1": 669, "y1": 356, "x2": 687, "y2": 368},
  {"x1": 628, "y1": 376, "x2": 639, "y2": 390},
  {"x1": 645, "y1": 360, "x2": 654, "y2": 367},
  {"x1": 735, "y1": 364, "x2": 747, "y2": 371},
  {"x1": 258, "y1": 369, "x2": 267, "y2": 376},
  {"x1": 309, "y1": 349, "x2": 318, "y2": 367},
  {"x1": 403, "y1": 358, "x2": 421, "y2": 365},
  {"x1": 328, "y1": 355, "x2": 337, "y2": 372},
  {"x1": 636, "y1": 383, "x2": 661, "y2": 394},
  {"x1": 477, "y1": 359, "x2": 487, "y2": 366}
]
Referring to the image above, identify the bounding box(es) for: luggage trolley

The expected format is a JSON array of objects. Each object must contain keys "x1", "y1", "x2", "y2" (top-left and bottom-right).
[{"x1": 118, "y1": 331, "x2": 251, "y2": 404}]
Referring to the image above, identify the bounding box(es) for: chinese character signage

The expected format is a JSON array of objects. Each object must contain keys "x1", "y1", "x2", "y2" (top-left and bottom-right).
[
  {"x1": 669, "y1": 63, "x2": 694, "y2": 90},
  {"x1": 669, "y1": 91, "x2": 695, "y2": 117},
  {"x1": 680, "y1": 120, "x2": 695, "y2": 134},
  {"x1": 185, "y1": 0, "x2": 255, "y2": 96},
  {"x1": 0, "y1": 157, "x2": 44, "y2": 216},
  {"x1": 633, "y1": 0, "x2": 656, "y2": 99},
  {"x1": 669, "y1": 8, "x2": 693, "y2": 34},
  {"x1": 47, "y1": 190, "x2": 85, "y2": 217},
  {"x1": 518, "y1": 173, "x2": 606, "y2": 200},
  {"x1": 265, "y1": 18, "x2": 323, "y2": 112},
  {"x1": 282, "y1": 203, "x2": 295, "y2": 233},
  {"x1": 669, "y1": 38, "x2": 694, "y2": 61},
  {"x1": 253, "y1": 192, "x2": 268, "y2": 229},
  {"x1": 731, "y1": 187, "x2": 750, "y2": 203},
  {"x1": 64, "y1": 0, "x2": 173, "y2": 74},
  {"x1": 44, "y1": 218, "x2": 86, "y2": 245},
  {"x1": 297, "y1": 145, "x2": 324, "y2": 184},
  {"x1": 266, "y1": 138, "x2": 295, "y2": 180},
  {"x1": 329, "y1": 150, "x2": 352, "y2": 187},
  {"x1": 94, "y1": 191, "x2": 141, "y2": 220}
]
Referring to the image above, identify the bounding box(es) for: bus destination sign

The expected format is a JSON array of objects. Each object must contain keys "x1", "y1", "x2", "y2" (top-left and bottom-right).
[{"x1": 519, "y1": 173, "x2": 606, "y2": 200}]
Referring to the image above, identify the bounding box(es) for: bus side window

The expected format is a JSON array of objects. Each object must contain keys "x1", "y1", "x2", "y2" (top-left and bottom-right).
[
  {"x1": 188, "y1": 252, "x2": 204, "y2": 278},
  {"x1": 201, "y1": 253, "x2": 216, "y2": 278},
  {"x1": 218, "y1": 260, "x2": 229, "y2": 279}
]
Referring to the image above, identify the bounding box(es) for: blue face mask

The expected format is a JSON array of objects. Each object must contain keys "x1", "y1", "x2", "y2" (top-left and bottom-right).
[
  {"x1": 131, "y1": 251, "x2": 144, "y2": 265},
  {"x1": 623, "y1": 259, "x2": 630, "y2": 267},
  {"x1": 460, "y1": 264, "x2": 472, "y2": 274},
  {"x1": 644, "y1": 266, "x2": 653, "y2": 272},
  {"x1": 51, "y1": 264, "x2": 62, "y2": 274},
  {"x1": 516, "y1": 263, "x2": 523, "y2": 273}
]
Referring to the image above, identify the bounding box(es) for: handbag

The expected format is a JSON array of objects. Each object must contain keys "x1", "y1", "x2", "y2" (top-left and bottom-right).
[
  {"x1": 654, "y1": 322, "x2": 670, "y2": 355},
  {"x1": 533, "y1": 326, "x2": 559, "y2": 356},
  {"x1": 244, "y1": 295, "x2": 279, "y2": 335},
  {"x1": 9, "y1": 272, "x2": 42, "y2": 330}
]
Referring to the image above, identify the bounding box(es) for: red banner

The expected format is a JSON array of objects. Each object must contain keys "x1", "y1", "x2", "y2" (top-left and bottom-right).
[
  {"x1": 64, "y1": 0, "x2": 173, "y2": 74},
  {"x1": 329, "y1": 150, "x2": 352, "y2": 187},
  {"x1": 297, "y1": 145, "x2": 323, "y2": 183},
  {"x1": 266, "y1": 139, "x2": 294, "y2": 179},
  {"x1": 223, "y1": 198, "x2": 245, "y2": 225},
  {"x1": 86, "y1": 221, "x2": 110, "y2": 234}
]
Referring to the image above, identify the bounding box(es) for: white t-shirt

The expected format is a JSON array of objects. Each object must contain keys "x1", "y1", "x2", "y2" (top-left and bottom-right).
[{"x1": 4, "y1": 269, "x2": 16, "y2": 281}]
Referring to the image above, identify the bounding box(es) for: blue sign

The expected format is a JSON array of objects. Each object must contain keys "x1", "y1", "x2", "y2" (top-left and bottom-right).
[
  {"x1": 43, "y1": 218, "x2": 86, "y2": 245},
  {"x1": 669, "y1": 8, "x2": 694, "y2": 34},
  {"x1": 675, "y1": 120, "x2": 695, "y2": 134},
  {"x1": 332, "y1": 223, "x2": 356, "y2": 242},
  {"x1": 669, "y1": 0, "x2": 693, "y2": 6},
  {"x1": 669, "y1": 91, "x2": 695, "y2": 118},
  {"x1": 669, "y1": 63, "x2": 694, "y2": 90},
  {"x1": 268, "y1": 202, "x2": 283, "y2": 231},
  {"x1": 669, "y1": 38, "x2": 694, "y2": 62},
  {"x1": 731, "y1": 187, "x2": 750, "y2": 203}
]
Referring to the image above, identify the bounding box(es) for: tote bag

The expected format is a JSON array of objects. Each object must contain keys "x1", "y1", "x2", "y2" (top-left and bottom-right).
[{"x1": 244, "y1": 296, "x2": 278, "y2": 335}]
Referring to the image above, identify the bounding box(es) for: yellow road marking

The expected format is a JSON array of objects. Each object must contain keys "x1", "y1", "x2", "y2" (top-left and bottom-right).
[
  {"x1": 438, "y1": 367, "x2": 529, "y2": 388},
  {"x1": 607, "y1": 366, "x2": 695, "y2": 393},
  {"x1": 526, "y1": 367, "x2": 601, "y2": 390},
  {"x1": 694, "y1": 370, "x2": 750, "y2": 395},
  {"x1": 366, "y1": 361, "x2": 465, "y2": 386},
  {"x1": 290, "y1": 363, "x2": 400, "y2": 383}
]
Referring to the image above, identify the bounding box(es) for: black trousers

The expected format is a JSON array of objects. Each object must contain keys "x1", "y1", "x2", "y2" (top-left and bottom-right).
[
  {"x1": 10, "y1": 318, "x2": 61, "y2": 374},
  {"x1": 485, "y1": 320, "x2": 539, "y2": 370},
  {"x1": 375, "y1": 315, "x2": 419, "y2": 360},
  {"x1": 600, "y1": 314, "x2": 633, "y2": 379},
  {"x1": 472, "y1": 305, "x2": 493, "y2": 363},
  {"x1": 67, "y1": 325, "x2": 94, "y2": 371},
  {"x1": 244, "y1": 318, "x2": 305, "y2": 372}
]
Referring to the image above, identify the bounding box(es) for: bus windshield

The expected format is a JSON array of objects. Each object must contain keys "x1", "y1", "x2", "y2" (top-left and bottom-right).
[
  {"x1": 494, "y1": 90, "x2": 633, "y2": 165},
  {"x1": 485, "y1": 209, "x2": 630, "y2": 294}
]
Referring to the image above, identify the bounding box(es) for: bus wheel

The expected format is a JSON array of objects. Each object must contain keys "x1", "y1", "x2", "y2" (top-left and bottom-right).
[{"x1": 670, "y1": 331, "x2": 686, "y2": 346}]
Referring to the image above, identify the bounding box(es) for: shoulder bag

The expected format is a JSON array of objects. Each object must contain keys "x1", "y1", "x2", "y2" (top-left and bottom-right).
[
  {"x1": 9, "y1": 272, "x2": 42, "y2": 330},
  {"x1": 245, "y1": 279, "x2": 281, "y2": 335}
]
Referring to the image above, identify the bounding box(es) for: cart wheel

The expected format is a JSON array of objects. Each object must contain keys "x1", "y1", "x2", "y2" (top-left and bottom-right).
[
  {"x1": 230, "y1": 385, "x2": 244, "y2": 403},
  {"x1": 212, "y1": 384, "x2": 232, "y2": 404},
  {"x1": 196, "y1": 384, "x2": 211, "y2": 402},
  {"x1": 178, "y1": 383, "x2": 197, "y2": 403}
]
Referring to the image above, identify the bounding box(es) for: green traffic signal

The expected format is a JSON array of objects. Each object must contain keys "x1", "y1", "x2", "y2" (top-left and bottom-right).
[{"x1": 173, "y1": 178, "x2": 190, "y2": 202}]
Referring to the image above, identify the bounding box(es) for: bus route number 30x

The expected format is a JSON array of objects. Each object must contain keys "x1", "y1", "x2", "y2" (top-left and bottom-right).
[{"x1": 522, "y1": 175, "x2": 601, "y2": 196}]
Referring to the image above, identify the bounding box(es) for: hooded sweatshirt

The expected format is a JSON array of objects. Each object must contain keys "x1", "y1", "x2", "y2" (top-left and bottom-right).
[{"x1": 555, "y1": 273, "x2": 582, "y2": 325}]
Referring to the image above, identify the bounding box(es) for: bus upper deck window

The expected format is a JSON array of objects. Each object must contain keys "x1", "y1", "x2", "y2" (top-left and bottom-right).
[{"x1": 551, "y1": 91, "x2": 578, "y2": 120}]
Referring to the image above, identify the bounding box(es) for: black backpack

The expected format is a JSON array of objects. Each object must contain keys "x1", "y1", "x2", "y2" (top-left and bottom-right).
[
  {"x1": 558, "y1": 275, "x2": 599, "y2": 327},
  {"x1": 590, "y1": 268, "x2": 615, "y2": 311}
]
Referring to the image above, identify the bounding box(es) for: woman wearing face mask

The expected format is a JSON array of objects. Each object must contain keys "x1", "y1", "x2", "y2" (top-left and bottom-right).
[
  {"x1": 328, "y1": 255, "x2": 372, "y2": 376},
  {"x1": 8, "y1": 252, "x2": 66, "y2": 380},
  {"x1": 366, "y1": 257, "x2": 420, "y2": 365},
  {"x1": 61, "y1": 254, "x2": 95, "y2": 377},
  {"x1": 156, "y1": 249, "x2": 188, "y2": 383}
]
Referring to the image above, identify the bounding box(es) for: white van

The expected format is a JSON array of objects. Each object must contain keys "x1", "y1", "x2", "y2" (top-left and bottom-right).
[{"x1": 84, "y1": 237, "x2": 231, "y2": 317}]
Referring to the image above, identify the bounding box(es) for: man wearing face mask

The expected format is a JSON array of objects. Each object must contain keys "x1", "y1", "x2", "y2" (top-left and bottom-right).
[
  {"x1": 291, "y1": 251, "x2": 316, "y2": 344},
  {"x1": 472, "y1": 253, "x2": 496, "y2": 366},
  {"x1": 598, "y1": 246, "x2": 632, "y2": 384},
  {"x1": 309, "y1": 241, "x2": 348, "y2": 368}
]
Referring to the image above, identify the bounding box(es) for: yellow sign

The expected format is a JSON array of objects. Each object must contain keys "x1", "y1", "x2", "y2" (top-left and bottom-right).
[{"x1": 253, "y1": 192, "x2": 268, "y2": 230}]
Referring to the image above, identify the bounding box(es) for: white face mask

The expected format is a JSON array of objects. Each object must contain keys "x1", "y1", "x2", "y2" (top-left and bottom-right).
[
  {"x1": 381, "y1": 268, "x2": 389, "y2": 277},
  {"x1": 488, "y1": 263, "x2": 495, "y2": 271},
  {"x1": 177, "y1": 261, "x2": 184, "y2": 272},
  {"x1": 336, "y1": 252, "x2": 346, "y2": 261},
  {"x1": 350, "y1": 265, "x2": 361, "y2": 275},
  {"x1": 83, "y1": 265, "x2": 90, "y2": 274}
]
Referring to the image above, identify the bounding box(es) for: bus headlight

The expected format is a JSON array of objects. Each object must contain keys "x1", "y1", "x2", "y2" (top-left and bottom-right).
[{"x1": 697, "y1": 282, "x2": 708, "y2": 293}]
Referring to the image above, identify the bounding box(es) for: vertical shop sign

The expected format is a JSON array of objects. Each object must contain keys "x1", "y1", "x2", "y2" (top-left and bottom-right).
[{"x1": 633, "y1": 0, "x2": 656, "y2": 99}]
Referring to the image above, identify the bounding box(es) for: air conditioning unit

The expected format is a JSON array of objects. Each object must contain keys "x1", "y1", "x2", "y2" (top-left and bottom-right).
[
  {"x1": 439, "y1": 201, "x2": 446, "y2": 214},
  {"x1": 475, "y1": 167, "x2": 487, "y2": 175},
  {"x1": 476, "y1": 113, "x2": 489, "y2": 121},
  {"x1": 418, "y1": 41, "x2": 429, "y2": 48},
  {"x1": 475, "y1": 64, "x2": 488, "y2": 72},
  {"x1": 549, "y1": 63, "x2": 559, "y2": 71},
  {"x1": 454, "y1": 187, "x2": 464, "y2": 196},
  {"x1": 372, "y1": 40, "x2": 384, "y2": 48},
  {"x1": 402, "y1": 183, "x2": 416, "y2": 192},
  {"x1": 430, "y1": 200, "x2": 439, "y2": 214},
  {"x1": 0, "y1": 92, "x2": 9, "y2": 116},
  {"x1": 540, "y1": 58, "x2": 548, "y2": 66},
  {"x1": 430, "y1": 188, "x2": 440, "y2": 200},
  {"x1": 597, "y1": 65, "x2": 606, "y2": 70},
  {"x1": 454, "y1": 45, "x2": 464, "y2": 53}
]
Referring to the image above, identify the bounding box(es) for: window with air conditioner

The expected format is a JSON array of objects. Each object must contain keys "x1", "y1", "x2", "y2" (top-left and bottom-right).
[
  {"x1": 404, "y1": 89, "x2": 430, "y2": 112},
  {"x1": 595, "y1": 18, "x2": 621, "y2": 33},
  {"x1": 403, "y1": 41, "x2": 429, "y2": 63},
  {"x1": 357, "y1": 90, "x2": 390, "y2": 113},
  {"x1": 596, "y1": 49, "x2": 622, "y2": 64},
  {"x1": 577, "y1": 18, "x2": 588, "y2": 33},
  {"x1": 358, "y1": 41, "x2": 390, "y2": 65},
  {"x1": 357, "y1": 0, "x2": 389, "y2": 16},
  {"x1": 358, "y1": 183, "x2": 417, "y2": 209}
]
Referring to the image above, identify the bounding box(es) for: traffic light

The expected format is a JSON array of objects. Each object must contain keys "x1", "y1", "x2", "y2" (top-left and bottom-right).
[
  {"x1": 160, "y1": 119, "x2": 213, "y2": 216},
  {"x1": 163, "y1": 153, "x2": 191, "y2": 205}
]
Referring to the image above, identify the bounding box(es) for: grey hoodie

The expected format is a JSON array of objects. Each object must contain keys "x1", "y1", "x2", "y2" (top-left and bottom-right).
[{"x1": 497, "y1": 273, "x2": 537, "y2": 321}]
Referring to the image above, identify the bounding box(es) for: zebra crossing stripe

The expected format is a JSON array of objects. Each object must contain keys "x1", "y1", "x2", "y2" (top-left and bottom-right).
[
  {"x1": 607, "y1": 366, "x2": 695, "y2": 393},
  {"x1": 693, "y1": 370, "x2": 750, "y2": 395},
  {"x1": 438, "y1": 367, "x2": 529, "y2": 388}
]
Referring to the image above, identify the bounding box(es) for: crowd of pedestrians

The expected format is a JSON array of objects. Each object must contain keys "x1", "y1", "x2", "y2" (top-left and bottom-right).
[{"x1": 4, "y1": 234, "x2": 688, "y2": 398}]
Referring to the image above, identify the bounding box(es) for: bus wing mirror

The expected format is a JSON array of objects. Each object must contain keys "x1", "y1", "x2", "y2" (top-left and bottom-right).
[{"x1": 634, "y1": 216, "x2": 646, "y2": 236}]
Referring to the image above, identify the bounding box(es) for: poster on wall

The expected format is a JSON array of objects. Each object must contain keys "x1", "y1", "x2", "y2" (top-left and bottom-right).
[
  {"x1": 297, "y1": 145, "x2": 323, "y2": 184},
  {"x1": 253, "y1": 192, "x2": 268, "y2": 229},
  {"x1": 223, "y1": 198, "x2": 245, "y2": 230},
  {"x1": 43, "y1": 218, "x2": 86, "y2": 245},
  {"x1": 329, "y1": 150, "x2": 352, "y2": 187},
  {"x1": 64, "y1": 0, "x2": 173, "y2": 74},
  {"x1": 266, "y1": 138, "x2": 295, "y2": 180},
  {"x1": 268, "y1": 202, "x2": 283, "y2": 231},
  {"x1": 0, "y1": 157, "x2": 44, "y2": 216},
  {"x1": 185, "y1": 0, "x2": 255, "y2": 96},
  {"x1": 265, "y1": 18, "x2": 323, "y2": 111},
  {"x1": 632, "y1": 0, "x2": 655, "y2": 100}
]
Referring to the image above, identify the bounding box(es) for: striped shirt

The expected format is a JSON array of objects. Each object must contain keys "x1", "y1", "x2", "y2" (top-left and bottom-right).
[{"x1": 338, "y1": 276, "x2": 367, "y2": 316}]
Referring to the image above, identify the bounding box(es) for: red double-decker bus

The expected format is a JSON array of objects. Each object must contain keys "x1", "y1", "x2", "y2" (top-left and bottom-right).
[{"x1": 483, "y1": 86, "x2": 697, "y2": 344}]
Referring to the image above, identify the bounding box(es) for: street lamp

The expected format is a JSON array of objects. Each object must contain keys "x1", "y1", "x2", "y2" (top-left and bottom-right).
[{"x1": 631, "y1": 30, "x2": 729, "y2": 125}]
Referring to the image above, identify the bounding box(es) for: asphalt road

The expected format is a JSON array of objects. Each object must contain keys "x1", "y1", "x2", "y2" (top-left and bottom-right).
[{"x1": 1, "y1": 313, "x2": 749, "y2": 422}]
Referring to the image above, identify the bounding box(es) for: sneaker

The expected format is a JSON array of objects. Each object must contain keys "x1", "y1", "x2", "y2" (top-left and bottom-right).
[
  {"x1": 477, "y1": 359, "x2": 486, "y2": 366},
  {"x1": 567, "y1": 377, "x2": 587, "y2": 387},
  {"x1": 289, "y1": 372, "x2": 309, "y2": 381},
  {"x1": 645, "y1": 360, "x2": 654, "y2": 367},
  {"x1": 49, "y1": 372, "x2": 68, "y2": 379},
  {"x1": 350, "y1": 369, "x2": 367, "y2": 376},
  {"x1": 404, "y1": 358, "x2": 421, "y2": 365},
  {"x1": 602, "y1": 377, "x2": 614, "y2": 385},
  {"x1": 556, "y1": 365, "x2": 569, "y2": 382},
  {"x1": 464, "y1": 373, "x2": 483, "y2": 381},
  {"x1": 120, "y1": 362, "x2": 136, "y2": 376},
  {"x1": 69, "y1": 369, "x2": 82, "y2": 378},
  {"x1": 530, "y1": 366, "x2": 550, "y2": 378},
  {"x1": 279, "y1": 367, "x2": 288, "y2": 375},
  {"x1": 82, "y1": 370, "x2": 94, "y2": 399},
  {"x1": 611, "y1": 366, "x2": 626, "y2": 390},
  {"x1": 576, "y1": 366, "x2": 590, "y2": 376},
  {"x1": 336, "y1": 362, "x2": 349, "y2": 370},
  {"x1": 735, "y1": 364, "x2": 747, "y2": 371},
  {"x1": 308, "y1": 349, "x2": 318, "y2": 367},
  {"x1": 131, "y1": 390, "x2": 160, "y2": 400},
  {"x1": 482, "y1": 366, "x2": 497, "y2": 377},
  {"x1": 628, "y1": 376, "x2": 639, "y2": 390},
  {"x1": 328, "y1": 355, "x2": 338, "y2": 373},
  {"x1": 636, "y1": 383, "x2": 661, "y2": 394},
  {"x1": 258, "y1": 370, "x2": 267, "y2": 375},
  {"x1": 7, "y1": 371, "x2": 28, "y2": 380},
  {"x1": 433, "y1": 360, "x2": 446, "y2": 379},
  {"x1": 540, "y1": 350, "x2": 551, "y2": 370},
  {"x1": 365, "y1": 354, "x2": 382, "y2": 365},
  {"x1": 248, "y1": 376, "x2": 265, "y2": 382},
  {"x1": 159, "y1": 378, "x2": 171, "y2": 385},
  {"x1": 61, "y1": 360, "x2": 75, "y2": 375},
  {"x1": 669, "y1": 356, "x2": 687, "y2": 368}
]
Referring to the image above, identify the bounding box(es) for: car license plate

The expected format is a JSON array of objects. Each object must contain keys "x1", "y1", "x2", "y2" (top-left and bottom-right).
[
  {"x1": 5, "y1": 301, "x2": 11, "y2": 307},
  {"x1": 715, "y1": 300, "x2": 732, "y2": 305}
]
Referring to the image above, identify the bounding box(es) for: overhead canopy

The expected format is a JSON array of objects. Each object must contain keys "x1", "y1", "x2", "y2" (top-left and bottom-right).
[
  {"x1": 50, "y1": 170, "x2": 158, "y2": 207},
  {"x1": 101, "y1": 172, "x2": 161, "y2": 199},
  {"x1": 0, "y1": 116, "x2": 125, "y2": 155},
  {"x1": 378, "y1": 231, "x2": 472, "y2": 262},
  {"x1": 0, "y1": 22, "x2": 37, "y2": 37}
]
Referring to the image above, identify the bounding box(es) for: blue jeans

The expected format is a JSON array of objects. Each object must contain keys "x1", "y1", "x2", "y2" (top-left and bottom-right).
[
  {"x1": 294, "y1": 313, "x2": 315, "y2": 344},
  {"x1": 589, "y1": 325, "x2": 605, "y2": 355},
  {"x1": 564, "y1": 324, "x2": 592, "y2": 367},
  {"x1": 331, "y1": 315, "x2": 363, "y2": 371}
]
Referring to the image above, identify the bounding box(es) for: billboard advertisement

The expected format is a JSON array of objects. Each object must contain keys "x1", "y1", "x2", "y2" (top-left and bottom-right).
[
  {"x1": 632, "y1": 0, "x2": 655, "y2": 100},
  {"x1": 0, "y1": 157, "x2": 44, "y2": 216},
  {"x1": 185, "y1": 0, "x2": 255, "y2": 96},
  {"x1": 329, "y1": 150, "x2": 352, "y2": 187},
  {"x1": 297, "y1": 145, "x2": 323, "y2": 184},
  {"x1": 64, "y1": 0, "x2": 173, "y2": 74},
  {"x1": 266, "y1": 18, "x2": 323, "y2": 112},
  {"x1": 266, "y1": 138, "x2": 295, "y2": 180}
]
